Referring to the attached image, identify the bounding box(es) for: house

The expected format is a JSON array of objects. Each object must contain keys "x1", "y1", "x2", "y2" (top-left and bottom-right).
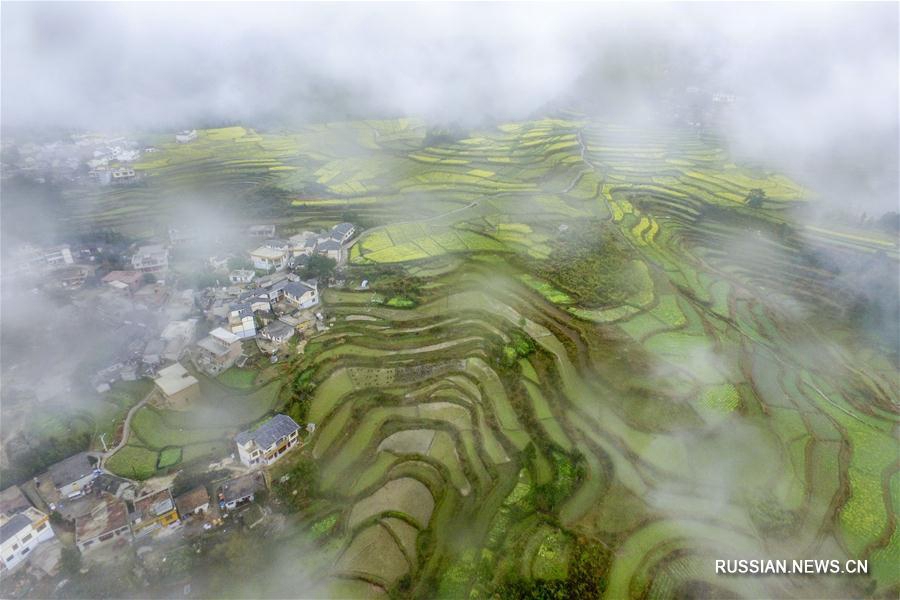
[
  {"x1": 110, "y1": 167, "x2": 136, "y2": 182},
  {"x1": 283, "y1": 281, "x2": 319, "y2": 309},
  {"x1": 131, "y1": 488, "x2": 179, "y2": 537},
  {"x1": 142, "y1": 339, "x2": 166, "y2": 368},
  {"x1": 102, "y1": 270, "x2": 144, "y2": 292},
  {"x1": 247, "y1": 224, "x2": 276, "y2": 239},
  {"x1": 44, "y1": 452, "x2": 100, "y2": 498},
  {"x1": 1, "y1": 507, "x2": 55, "y2": 572},
  {"x1": 250, "y1": 246, "x2": 288, "y2": 271},
  {"x1": 229, "y1": 269, "x2": 255, "y2": 284},
  {"x1": 131, "y1": 245, "x2": 169, "y2": 273},
  {"x1": 315, "y1": 238, "x2": 341, "y2": 260},
  {"x1": 289, "y1": 231, "x2": 319, "y2": 256},
  {"x1": 235, "y1": 414, "x2": 301, "y2": 468},
  {"x1": 228, "y1": 304, "x2": 257, "y2": 339},
  {"x1": 160, "y1": 319, "x2": 197, "y2": 362},
  {"x1": 259, "y1": 319, "x2": 295, "y2": 345},
  {"x1": 175, "y1": 130, "x2": 198, "y2": 144},
  {"x1": 217, "y1": 472, "x2": 266, "y2": 511},
  {"x1": 154, "y1": 363, "x2": 200, "y2": 410},
  {"x1": 75, "y1": 494, "x2": 132, "y2": 552},
  {"x1": 195, "y1": 327, "x2": 242, "y2": 374},
  {"x1": 93, "y1": 474, "x2": 134, "y2": 500},
  {"x1": 43, "y1": 245, "x2": 74, "y2": 267},
  {"x1": 330, "y1": 222, "x2": 355, "y2": 244},
  {"x1": 175, "y1": 487, "x2": 210, "y2": 519}
]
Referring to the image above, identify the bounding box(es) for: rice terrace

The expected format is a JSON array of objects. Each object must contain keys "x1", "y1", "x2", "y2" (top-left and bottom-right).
[{"x1": 50, "y1": 115, "x2": 900, "y2": 598}]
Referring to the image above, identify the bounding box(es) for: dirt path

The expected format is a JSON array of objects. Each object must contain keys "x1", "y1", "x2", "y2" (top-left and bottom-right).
[{"x1": 99, "y1": 389, "x2": 154, "y2": 468}]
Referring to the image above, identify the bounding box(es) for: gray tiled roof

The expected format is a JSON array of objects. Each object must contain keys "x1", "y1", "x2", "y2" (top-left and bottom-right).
[
  {"x1": 317, "y1": 239, "x2": 341, "y2": 251},
  {"x1": 331, "y1": 222, "x2": 354, "y2": 238},
  {"x1": 0, "y1": 513, "x2": 31, "y2": 544},
  {"x1": 48, "y1": 452, "x2": 97, "y2": 488},
  {"x1": 235, "y1": 414, "x2": 300, "y2": 449},
  {"x1": 283, "y1": 281, "x2": 315, "y2": 298}
]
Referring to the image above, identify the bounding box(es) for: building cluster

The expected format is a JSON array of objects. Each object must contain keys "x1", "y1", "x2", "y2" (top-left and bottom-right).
[
  {"x1": 1, "y1": 412, "x2": 303, "y2": 579},
  {"x1": 249, "y1": 222, "x2": 355, "y2": 272},
  {"x1": 1, "y1": 134, "x2": 145, "y2": 186}
]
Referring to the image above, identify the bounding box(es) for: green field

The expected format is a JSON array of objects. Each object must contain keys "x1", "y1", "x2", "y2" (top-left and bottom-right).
[{"x1": 83, "y1": 116, "x2": 897, "y2": 598}]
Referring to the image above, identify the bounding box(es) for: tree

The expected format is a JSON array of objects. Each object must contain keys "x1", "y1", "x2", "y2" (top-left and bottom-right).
[
  {"x1": 302, "y1": 255, "x2": 337, "y2": 280},
  {"x1": 746, "y1": 188, "x2": 766, "y2": 208},
  {"x1": 60, "y1": 547, "x2": 82, "y2": 576}
]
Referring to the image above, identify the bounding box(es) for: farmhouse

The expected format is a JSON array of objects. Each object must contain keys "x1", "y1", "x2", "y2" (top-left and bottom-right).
[
  {"x1": 44, "y1": 452, "x2": 100, "y2": 498},
  {"x1": 235, "y1": 414, "x2": 301, "y2": 468},
  {"x1": 131, "y1": 488, "x2": 179, "y2": 538},
  {"x1": 154, "y1": 363, "x2": 200, "y2": 410},
  {"x1": 217, "y1": 472, "x2": 266, "y2": 511},
  {"x1": 160, "y1": 319, "x2": 197, "y2": 361},
  {"x1": 249, "y1": 246, "x2": 288, "y2": 271},
  {"x1": 289, "y1": 231, "x2": 319, "y2": 256},
  {"x1": 259, "y1": 319, "x2": 295, "y2": 345},
  {"x1": 248, "y1": 224, "x2": 276, "y2": 239},
  {"x1": 110, "y1": 167, "x2": 136, "y2": 182},
  {"x1": 283, "y1": 281, "x2": 319, "y2": 309},
  {"x1": 228, "y1": 304, "x2": 257, "y2": 339},
  {"x1": 102, "y1": 270, "x2": 144, "y2": 293},
  {"x1": 75, "y1": 494, "x2": 132, "y2": 552},
  {"x1": 229, "y1": 269, "x2": 255, "y2": 284},
  {"x1": 43, "y1": 244, "x2": 74, "y2": 267},
  {"x1": 315, "y1": 238, "x2": 341, "y2": 260},
  {"x1": 330, "y1": 222, "x2": 355, "y2": 244},
  {"x1": 174, "y1": 487, "x2": 210, "y2": 519},
  {"x1": 195, "y1": 327, "x2": 242, "y2": 374},
  {"x1": 175, "y1": 130, "x2": 198, "y2": 143},
  {"x1": 0, "y1": 507, "x2": 55, "y2": 572},
  {"x1": 131, "y1": 245, "x2": 169, "y2": 273}
]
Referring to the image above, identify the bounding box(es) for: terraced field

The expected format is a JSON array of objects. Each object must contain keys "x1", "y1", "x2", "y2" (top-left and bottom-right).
[{"x1": 90, "y1": 116, "x2": 897, "y2": 598}]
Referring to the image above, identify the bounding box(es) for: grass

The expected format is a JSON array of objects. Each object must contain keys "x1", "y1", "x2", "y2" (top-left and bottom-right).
[{"x1": 217, "y1": 367, "x2": 258, "y2": 389}]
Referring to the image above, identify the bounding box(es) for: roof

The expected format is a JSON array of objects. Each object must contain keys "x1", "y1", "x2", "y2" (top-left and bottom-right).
[
  {"x1": 219, "y1": 472, "x2": 266, "y2": 503},
  {"x1": 235, "y1": 414, "x2": 301, "y2": 450},
  {"x1": 331, "y1": 222, "x2": 354, "y2": 237},
  {"x1": 197, "y1": 336, "x2": 230, "y2": 357},
  {"x1": 134, "y1": 488, "x2": 175, "y2": 519},
  {"x1": 47, "y1": 452, "x2": 98, "y2": 488},
  {"x1": 283, "y1": 281, "x2": 315, "y2": 298},
  {"x1": 317, "y1": 239, "x2": 341, "y2": 251},
  {"x1": 0, "y1": 513, "x2": 32, "y2": 544},
  {"x1": 94, "y1": 474, "x2": 130, "y2": 496},
  {"x1": 155, "y1": 363, "x2": 199, "y2": 396},
  {"x1": 76, "y1": 494, "x2": 129, "y2": 542},
  {"x1": 261, "y1": 320, "x2": 294, "y2": 338},
  {"x1": 175, "y1": 486, "x2": 210, "y2": 514},
  {"x1": 250, "y1": 246, "x2": 286, "y2": 260},
  {"x1": 209, "y1": 327, "x2": 240, "y2": 345},
  {"x1": 0, "y1": 485, "x2": 31, "y2": 516},
  {"x1": 102, "y1": 270, "x2": 142, "y2": 285}
]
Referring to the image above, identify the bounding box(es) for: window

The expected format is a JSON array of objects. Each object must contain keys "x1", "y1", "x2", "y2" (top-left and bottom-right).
[
  {"x1": 5, "y1": 555, "x2": 13, "y2": 562},
  {"x1": 11, "y1": 544, "x2": 18, "y2": 551},
  {"x1": 21, "y1": 547, "x2": 30, "y2": 555},
  {"x1": 21, "y1": 534, "x2": 32, "y2": 543}
]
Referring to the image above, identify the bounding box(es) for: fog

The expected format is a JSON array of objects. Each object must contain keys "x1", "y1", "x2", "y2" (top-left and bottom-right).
[
  {"x1": 1, "y1": 3, "x2": 898, "y2": 598},
  {"x1": 3, "y1": 3, "x2": 897, "y2": 211}
]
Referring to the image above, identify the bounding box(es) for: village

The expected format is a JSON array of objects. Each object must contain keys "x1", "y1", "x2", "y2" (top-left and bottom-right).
[{"x1": 0, "y1": 218, "x2": 359, "y2": 596}]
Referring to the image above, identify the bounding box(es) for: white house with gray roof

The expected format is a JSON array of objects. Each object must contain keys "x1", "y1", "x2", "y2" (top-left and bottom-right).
[
  {"x1": 1, "y1": 507, "x2": 55, "y2": 572},
  {"x1": 283, "y1": 280, "x2": 319, "y2": 309},
  {"x1": 235, "y1": 414, "x2": 301, "y2": 467}
]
